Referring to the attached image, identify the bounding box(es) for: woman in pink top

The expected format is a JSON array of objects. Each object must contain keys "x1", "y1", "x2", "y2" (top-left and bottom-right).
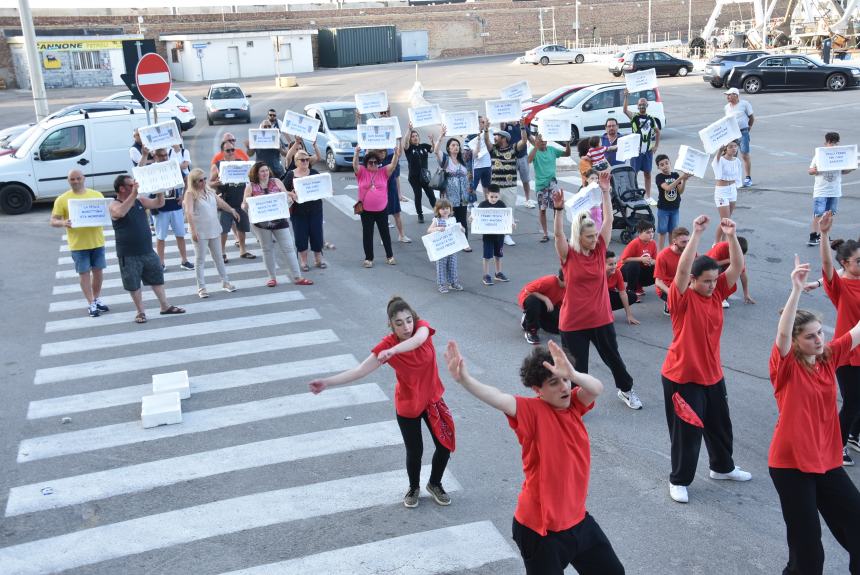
[{"x1": 353, "y1": 145, "x2": 402, "y2": 268}]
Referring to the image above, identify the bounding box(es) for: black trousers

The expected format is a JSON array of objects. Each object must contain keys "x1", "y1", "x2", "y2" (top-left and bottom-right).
[
  {"x1": 837, "y1": 365, "x2": 860, "y2": 444},
  {"x1": 662, "y1": 376, "x2": 735, "y2": 486},
  {"x1": 522, "y1": 295, "x2": 560, "y2": 334},
  {"x1": 512, "y1": 515, "x2": 625, "y2": 575},
  {"x1": 453, "y1": 205, "x2": 469, "y2": 239},
  {"x1": 609, "y1": 289, "x2": 638, "y2": 311},
  {"x1": 408, "y1": 175, "x2": 437, "y2": 217},
  {"x1": 396, "y1": 412, "x2": 450, "y2": 490},
  {"x1": 560, "y1": 324, "x2": 633, "y2": 392},
  {"x1": 359, "y1": 209, "x2": 393, "y2": 261},
  {"x1": 770, "y1": 466, "x2": 860, "y2": 575},
  {"x1": 621, "y1": 261, "x2": 655, "y2": 290}
]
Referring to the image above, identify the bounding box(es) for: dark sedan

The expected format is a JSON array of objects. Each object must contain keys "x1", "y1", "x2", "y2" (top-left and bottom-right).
[
  {"x1": 725, "y1": 54, "x2": 860, "y2": 94},
  {"x1": 609, "y1": 50, "x2": 694, "y2": 78}
]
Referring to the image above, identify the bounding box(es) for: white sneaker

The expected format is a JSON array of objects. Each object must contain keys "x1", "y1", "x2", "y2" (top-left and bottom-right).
[
  {"x1": 669, "y1": 482, "x2": 688, "y2": 503},
  {"x1": 721, "y1": 300, "x2": 730, "y2": 309},
  {"x1": 709, "y1": 467, "x2": 752, "y2": 482},
  {"x1": 525, "y1": 199, "x2": 537, "y2": 209},
  {"x1": 504, "y1": 235, "x2": 516, "y2": 246},
  {"x1": 617, "y1": 389, "x2": 643, "y2": 409},
  {"x1": 646, "y1": 197, "x2": 658, "y2": 207}
]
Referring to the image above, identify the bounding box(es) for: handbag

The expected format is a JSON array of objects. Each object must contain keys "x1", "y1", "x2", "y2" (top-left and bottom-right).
[
  {"x1": 428, "y1": 154, "x2": 448, "y2": 192},
  {"x1": 353, "y1": 201, "x2": 364, "y2": 214}
]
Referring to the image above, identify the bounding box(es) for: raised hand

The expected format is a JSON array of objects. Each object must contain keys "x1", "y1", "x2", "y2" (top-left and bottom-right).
[
  {"x1": 791, "y1": 254, "x2": 811, "y2": 291},
  {"x1": 541, "y1": 340, "x2": 576, "y2": 382},
  {"x1": 551, "y1": 188, "x2": 565, "y2": 209},
  {"x1": 598, "y1": 171, "x2": 611, "y2": 192},
  {"x1": 819, "y1": 211, "x2": 833, "y2": 235},
  {"x1": 693, "y1": 214, "x2": 709, "y2": 232},
  {"x1": 444, "y1": 340, "x2": 468, "y2": 384},
  {"x1": 720, "y1": 218, "x2": 737, "y2": 236}
]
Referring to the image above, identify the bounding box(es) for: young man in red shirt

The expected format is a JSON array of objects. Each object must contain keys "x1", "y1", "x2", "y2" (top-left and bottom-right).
[
  {"x1": 518, "y1": 269, "x2": 566, "y2": 345},
  {"x1": 662, "y1": 215, "x2": 752, "y2": 504},
  {"x1": 654, "y1": 227, "x2": 690, "y2": 316},
  {"x1": 445, "y1": 339, "x2": 625, "y2": 575},
  {"x1": 606, "y1": 251, "x2": 640, "y2": 325},
  {"x1": 706, "y1": 237, "x2": 755, "y2": 307},
  {"x1": 620, "y1": 219, "x2": 657, "y2": 297}
]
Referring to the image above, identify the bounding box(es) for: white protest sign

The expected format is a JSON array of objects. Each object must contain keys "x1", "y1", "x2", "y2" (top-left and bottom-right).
[
  {"x1": 443, "y1": 110, "x2": 480, "y2": 136},
  {"x1": 357, "y1": 124, "x2": 397, "y2": 150},
  {"x1": 249, "y1": 129, "x2": 281, "y2": 149},
  {"x1": 615, "y1": 133, "x2": 642, "y2": 162},
  {"x1": 814, "y1": 144, "x2": 858, "y2": 172},
  {"x1": 219, "y1": 161, "x2": 256, "y2": 185},
  {"x1": 539, "y1": 118, "x2": 572, "y2": 141},
  {"x1": 355, "y1": 91, "x2": 389, "y2": 114},
  {"x1": 293, "y1": 172, "x2": 334, "y2": 203},
  {"x1": 68, "y1": 198, "x2": 112, "y2": 228},
  {"x1": 408, "y1": 104, "x2": 442, "y2": 128},
  {"x1": 500, "y1": 80, "x2": 532, "y2": 102},
  {"x1": 698, "y1": 115, "x2": 742, "y2": 154},
  {"x1": 138, "y1": 121, "x2": 182, "y2": 150},
  {"x1": 564, "y1": 183, "x2": 602, "y2": 220},
  {"x1": 367, "y1": 116, "x2": 402, "y2": 139},
  {"x1": 133, "y1": 159, "x2": 184, "y2": 195},
  {"x1": 282, "y1": 111, "x2": 320, "y2": 142},
  {"x1": 471, "y1": 207, "x2": 513, "y2": 235},
  {"x1": 422, "y1": 225, "x2": 469, "y2": 262},
  {"x1": 485, "y1": 99, "x2": 523, "y2": 124},
  {"x1": 625, "y1": 68, "x2": 658, "y2": 92},
  {"x1": 674, "y1": 145, "x2": 710, "y2": 178},
  {"x1": 246, "y1": 192, "x2": 290, "y2": 224}
]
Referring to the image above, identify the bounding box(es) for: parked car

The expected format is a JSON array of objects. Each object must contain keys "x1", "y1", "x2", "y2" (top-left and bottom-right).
[
  {"x1": 725, "y1": 54, "x2": 860, "y2": 93},
  {"x1": 523, "y1": 44, "x2": 586, "y2": 66},
  {"x1": 103, "y1": 89, "x2": 196, "y2": 131},
  {"x1": 0, "y1": 123, "x2": 34, "y2": 157},
  {"x1": 0, "y1": 109, "x2": 151, "y2": 214},
  {"x1": 522, "y1": 84, "x2": 587, "y2": 128},
  {"x1": 703, "y1": 50, "x2": 769, "y2": 88},
  {"x1": 303, "y1": 102, "x2": 379, "y2": 172},
  {"x1": 531, "y1": 82, "x2": 666, "y2": 143},
  {"x1": 609, "y1": 50, "x2": 694, "y2": 77},
  {"x1": 204, "y1": 83, "x2": 252, "y2": 125}
]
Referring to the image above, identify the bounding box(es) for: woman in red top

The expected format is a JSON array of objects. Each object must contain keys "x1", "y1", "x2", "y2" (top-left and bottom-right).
[
  {"x1": 308, "y1": 297, "x2": 454, "y2": 509},
  {"x1": 770, "y1": 255, "x2": 860, "y2": 575},
  {"x1": 819, "y1": 212, "x2": 860, "y2": 466},
  {"x1": 551, "y1": 171, "x2": 641, "y2": 410},
  {"x1": 445, "y1": 339, "x2": 624, "y2": 575}
]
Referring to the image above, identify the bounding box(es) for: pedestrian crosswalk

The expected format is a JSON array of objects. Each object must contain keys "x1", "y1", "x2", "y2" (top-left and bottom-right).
[{"x1": 2, "y1": 228, "x2": 521, "y2": 575}]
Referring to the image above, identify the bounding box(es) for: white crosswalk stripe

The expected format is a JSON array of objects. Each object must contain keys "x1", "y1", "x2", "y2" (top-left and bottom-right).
[
  {"x1": 58, "y1": 236, "x2": 260, "y2": 254},
  {"x1": 57, "y1": 237, "x2": 261, "y2": 263}
]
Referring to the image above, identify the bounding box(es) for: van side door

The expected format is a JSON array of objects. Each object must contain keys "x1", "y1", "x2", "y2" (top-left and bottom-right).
[{"x1": 32, "y1": 123, "x2": 92, "y2": 200}]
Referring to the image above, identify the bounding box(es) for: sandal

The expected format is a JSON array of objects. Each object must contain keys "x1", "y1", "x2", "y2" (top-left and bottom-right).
[
  {"x1": 266, "y1": 279, "x2": 277, "y2": 287},
  {"x1": 540, "y1": 235, "x2": 549, "y2": 243},
  {"x1": 294, "y1": 277, "x2": 314, "y2": 286},
  {"x1": 240, "y1": 252, "x2": 256, "y2": 259},
  {"x1": 301, "y1": 263, "x2": 310, "y2": 272},
  {"x1": 134, "y1": 312, "x2": 147, "y2": 324},
  {"x1": 159, "y1": 305, "x2": 185, "y2": 315},
  {"x1": 315, "y1": 261, "x2": 328, "y2": 269}
]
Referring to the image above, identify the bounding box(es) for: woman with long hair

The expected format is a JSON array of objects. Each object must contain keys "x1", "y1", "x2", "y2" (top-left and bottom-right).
[
  {"x1": 403, "y1": 123, "x2": 437, "y2": 224},
  {"x1": 711, "y1": 140, "x2": 742, "y2": 244},
  {"x1": 433, "y1": 127, "x2": 472, "y2": 251}
]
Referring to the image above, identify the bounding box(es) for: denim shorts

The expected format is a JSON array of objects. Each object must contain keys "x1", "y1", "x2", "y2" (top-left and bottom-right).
[
  {"x1": 154, "y1": 209, "x2": 186, "y2": 240},
  {"x1": 739, "y1": 129, "x2": 751, "y2": 154},
  {"x1": 482, "y1": 236, "x2": 504, "y2": 259},
  {"x1": 630, "y1": 151, "x2": 653, "y2": 173},
  {"x1": 813, "y1": 196, "x2": 839, "y2": 217},
  {"x1": 71, "y1": 246, "x2": 107, "y2": 274},
  {"x1": 657, "y1": 208, "x2": 679, "y2": 234}
]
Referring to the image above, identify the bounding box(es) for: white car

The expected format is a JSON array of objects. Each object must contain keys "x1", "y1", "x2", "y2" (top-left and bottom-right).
[
  {"x1": 204, "y1": 83, "x2": 252, "y2": 126},
  {"x1": 103, "y1": 90, "x2": 196, "y2": 131},
  {"x1": 523, "y1": 44, "x2": 586, "y2": 66}
]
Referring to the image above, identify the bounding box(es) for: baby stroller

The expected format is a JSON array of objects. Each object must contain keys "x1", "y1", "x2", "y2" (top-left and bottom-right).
[{"x1": 609, "y1": 165, "x2": 654, "y2": 244}]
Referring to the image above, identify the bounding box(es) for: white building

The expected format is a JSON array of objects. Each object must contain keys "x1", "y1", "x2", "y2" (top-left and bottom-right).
[{"x1": 160, "y1": 30, "x2": 316, "y2": 82}]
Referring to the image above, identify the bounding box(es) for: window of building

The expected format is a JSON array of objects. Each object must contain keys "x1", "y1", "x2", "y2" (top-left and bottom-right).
[{"x1": 72, "y1": 51, "x2": 101, "y2": 71}]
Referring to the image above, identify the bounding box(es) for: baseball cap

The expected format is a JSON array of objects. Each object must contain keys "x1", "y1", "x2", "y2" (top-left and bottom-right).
[
  {"x1": 496, "y1": 130, "x2": 511, "y2": 141},
  {"x1": 724, "y1": 87, "x2": 740, "y2": 95}
]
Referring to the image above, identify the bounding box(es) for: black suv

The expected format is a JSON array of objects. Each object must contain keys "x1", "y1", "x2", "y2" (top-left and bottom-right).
[
  {"x1": 609, "y1": 50, "x2": 694, "y2": 77},
  {"x1": 703, "y1": 51, "x2": 769, "y2": 88}
]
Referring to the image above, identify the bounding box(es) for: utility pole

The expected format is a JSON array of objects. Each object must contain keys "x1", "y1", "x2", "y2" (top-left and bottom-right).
[
  {"x1": 648, "y1": 0, "x2": 653, "y2": 46},
  {"x1": 17, "y1": 0, "x2": 49, "y2": 120}
]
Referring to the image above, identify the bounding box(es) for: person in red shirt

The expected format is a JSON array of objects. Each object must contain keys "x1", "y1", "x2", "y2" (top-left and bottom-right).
[
  {"x1": 619, "y1": 219, "x2": 657, "y2": 297},
  {"x1": 606, "y1": 251, "x2": 639, "y2": 325},
  {"x1": 309, "y1": 297, "x2": 454, "y2": 508},
  {"x1": 654, "y1": 227, "x2": 690, "y2": 316},
  {"x1": 706, "y1": 237, "x2": 755, "y2": 307},
  {"x1": 210, "y1": 132, "x2": 251, "y2": 164},
  {"x1": 552, "y1": 172, "x2": 641, "y2": 410},
  {"x1": 819, "y1": 211, "x2": 860, "y2": 466},
  {"x1": 661, "y1": 215, "x2": 751, "y2": 504},
  {"x1": 769, "y1": 255, "x2": 860, "y2": 574},
  {"x1": 518, "y1": 269, "x2": 566, "y2": 345},
  {"x1": 445, "y1": 339, "x2": 624, "y2": 575}
]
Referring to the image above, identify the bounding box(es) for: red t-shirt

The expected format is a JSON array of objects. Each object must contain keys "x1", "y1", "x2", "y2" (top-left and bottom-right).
[
  {"x1": 371, "y1": 320, "x2": 445, "y2": 418},
  {"x1": 559, "y1": 236, "x2": 613, "y2": 331},
  {"x1": 620, "y1": 237, "x2": 657, "y2": 267},
  {"x1": 661, "y1": 274, "x2": 734, "y2": 385},
  {"x1": 606, "y1": 268, "x2": 625, "y2": 292},
  {"x1": 654, "y1": 247, "x2": 682, "y2": 298},
  {"x1": 706, "y1": 242, "x2": 730, "y2": 264},
  {"x1": 507, "y1": 393, "x2": 594, "y2": 536},
  {"x1": 768, "y1": 334, "x2": 851, "y2": 472},
  {"x1": 518, "y1": 275, "x2": 566, "y2": 308},
  {"x1": 823, "y1": 271, "x2": 860, "y2": 367}
]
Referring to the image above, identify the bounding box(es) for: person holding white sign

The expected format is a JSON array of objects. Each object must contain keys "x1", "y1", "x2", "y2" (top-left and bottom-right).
[
  {"x1": 353, "y1": 145, "x2": 402, "y2": 267},
  {"x1": 434, "y1": 127, "x2": 473, "y2": 247},
  {"x1": 403, "y1": 123, "x2": 437, "y2": 224},
  {"x1": 242, "y1": 162, "x2": 313, "y2": 287},
  {"x1": 283, "y1": 150, "x2": 327, "y2": 271},
  {"x1": 50, "y1": 169, "x2": 108, "y2": 318},
  {"x1": 475, "y1": 185, "x2": 513, "y2": 286},
  {"x1": 807, "y1": 132, "x2": 855, "y2": 247},
  {"x1": 552, "y1": 172, "x2": 641, "y2": 411},
  {"x1": 247, "y1": 119, "x2": 288, "y2": 178},
  {"x1": 723, "y1": 88, "x2": 754, "y2": 187},
  {"x1": 467, "y1": 116, "x2": 493, "y2": 200},
  {"x1": 427, "y1": 199, "x2": 464, "y2": 294},
  {"x1": 486, "y1": 126, "x2": 527, "y2": 246},
  {"x1": 711, "y1": 141, "x2": 743, "y2": 245},
  {"x1": 623, "y1": 90, "x2": 661, "y2": 205},
  {"x1": 654, "y1": 153, "x2": 689, "y2": 251},
  {"x1": 210, "y1": 141, "x2": 255, "y2": 263},
  {"x1": 528, "y1": 133, "x2": 571, "y2": 242}
]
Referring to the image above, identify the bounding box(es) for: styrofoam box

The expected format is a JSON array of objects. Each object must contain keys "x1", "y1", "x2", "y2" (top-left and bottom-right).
[
  {"x1": 141, "y1": 392, "x2": 183, "y2": 429},
  {"x1": 152, "y1": 370, "x2": 190, "y2": 399}
]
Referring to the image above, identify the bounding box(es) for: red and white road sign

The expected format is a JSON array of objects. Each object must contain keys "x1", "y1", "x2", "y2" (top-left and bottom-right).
[{"x1": 135, "y1": 53, "x2": 171, "y2": 104}]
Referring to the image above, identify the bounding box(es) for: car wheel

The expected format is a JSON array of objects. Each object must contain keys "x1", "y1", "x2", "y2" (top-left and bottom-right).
[
  {"x1": 677, "y1": 66, "x2": 689, "y2": 77},
  {"x1": 710, "y1": 79, "x2": 723, "y2": 88},
  {"x1": 569, "y1": 125, "x2": 580, "y2": 145},
  {"x1": 827, "y1": 73, "x2": 847, "y2": 91},
  {"x1": 742, "y1": 76, "x2": 762, "y2": 94},
  {"x1": 575, "y1": 54, "x2": 585, "y2": 64},
  {"x1": 612, "y1": 72, "x2": 622, "y2": 77},
  {"x1": 326, "y1": 149, "x2": 340, "y2": 172},
  {"x1": 620, "y1": 229, "x2": 633, "y2": 244},
  {"x1": 207, "y1": 115, "x2": 213, "y2": 126},
  {"x1": 0, "y1": 184, "x2": 34, "y2": 215},
  {"x1": 540, "y1": 57, "x2": 549, "y2": 66},
  {"x1": 532, "y1": 62, "x2": 539, "y2": 66},
  {"x1": 245, "y1": 115, "x2": 252, "y2": 124}
]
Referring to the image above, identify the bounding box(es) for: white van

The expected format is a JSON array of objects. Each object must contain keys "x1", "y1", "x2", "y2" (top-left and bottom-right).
[{"x1": 0, "y1": 109, "x2": 161, "y2": 214}]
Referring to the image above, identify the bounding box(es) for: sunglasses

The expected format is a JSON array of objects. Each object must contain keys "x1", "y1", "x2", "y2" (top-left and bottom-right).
[
  {"x1": 224, "y1": 149, "x2": 236, "y2": 153},
  {"x1": 297, "y1": 158, "x2": 309, "y2": 162},
  {"x1": 367, "y1": 160, "x2": 379, "y2": 165},
  {"x1": 225, "y1": 138, "x2": 236, "y2": 142}
]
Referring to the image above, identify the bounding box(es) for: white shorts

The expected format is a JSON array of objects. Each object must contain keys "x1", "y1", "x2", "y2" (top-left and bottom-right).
[{"x1": 714, "y1": 185, "x2": 737, "y2": 208}]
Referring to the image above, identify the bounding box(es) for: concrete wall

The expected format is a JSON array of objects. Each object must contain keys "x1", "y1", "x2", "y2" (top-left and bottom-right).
[{"x1": 8, "y1": 44, "x2": 123, "y2": 89}]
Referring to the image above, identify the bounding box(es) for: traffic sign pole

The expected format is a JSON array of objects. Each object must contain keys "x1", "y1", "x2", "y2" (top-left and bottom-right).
[
  {"x1": 135, "y1": 41, "x2": 151, "y2": 125},
  {"x1": 135, "y1": 53, "x2": 172, "y2": 126}
]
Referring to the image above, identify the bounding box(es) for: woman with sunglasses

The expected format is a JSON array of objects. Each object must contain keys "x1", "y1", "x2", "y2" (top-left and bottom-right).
[
  {"x1": 248, "y1": 119, "x2": 288, "y2": 179},
  {"x1": 242, "y1": 162, "x2": 313, "y2": 287},
  {"x1": 209, "y1": 141, "x2": 255, "y2": 262},
  {"x1": 284, "y1": 149, "x2": 327, "y2": 271},
  {"x1": 353, "y1": 145, "x2": 402, "y2": 267}
]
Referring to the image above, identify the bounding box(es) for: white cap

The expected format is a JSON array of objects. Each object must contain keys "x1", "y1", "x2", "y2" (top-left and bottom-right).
[{"x1": 724, "y1": 87, "x2": 740, "y2": 95}]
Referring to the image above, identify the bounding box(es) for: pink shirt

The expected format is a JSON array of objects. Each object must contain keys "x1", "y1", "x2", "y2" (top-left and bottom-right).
[{"x1": 356, "y1": 166, "x2": 390, "y2": 212}]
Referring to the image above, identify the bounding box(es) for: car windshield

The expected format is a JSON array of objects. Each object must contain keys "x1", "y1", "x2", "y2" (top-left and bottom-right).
[
  {"x1": 11, "y1": 124, "x2": 45, "y2": 157},
  {"x1": 558, "y1": 88, "x2": 593, "y2": 109},
  {"x1": 536, "y1": 86, "x2": 578, "y2": 104},
  {"x1": 323, "y1": 108, "x2": 373, "y2": 130},
  {"x1": 1, "y1": 125, "x2": 33, "y2": 149},
  {"x1": 211, "y1": 87, "x2": 244, "y2": 100}
]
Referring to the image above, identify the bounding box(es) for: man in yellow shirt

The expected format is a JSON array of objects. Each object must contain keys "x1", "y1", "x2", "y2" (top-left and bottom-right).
[{"x1": 51, "y1": 169, "x2": 108, "y2": 317}]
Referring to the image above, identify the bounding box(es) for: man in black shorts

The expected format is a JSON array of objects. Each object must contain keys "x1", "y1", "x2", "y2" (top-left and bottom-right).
[{"x1": 210, "y1": 141, "x2": 255, "y2": 262}]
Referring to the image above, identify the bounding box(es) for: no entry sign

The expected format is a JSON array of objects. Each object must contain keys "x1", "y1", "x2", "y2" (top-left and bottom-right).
[{"x1": 135, "y1": 53, "x2": 171, "y2": 104}]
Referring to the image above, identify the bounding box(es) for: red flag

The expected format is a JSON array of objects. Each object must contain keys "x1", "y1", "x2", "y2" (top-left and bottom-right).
[{"x1": 673, "y1": 392, "x2": 704, "y2": 428}]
